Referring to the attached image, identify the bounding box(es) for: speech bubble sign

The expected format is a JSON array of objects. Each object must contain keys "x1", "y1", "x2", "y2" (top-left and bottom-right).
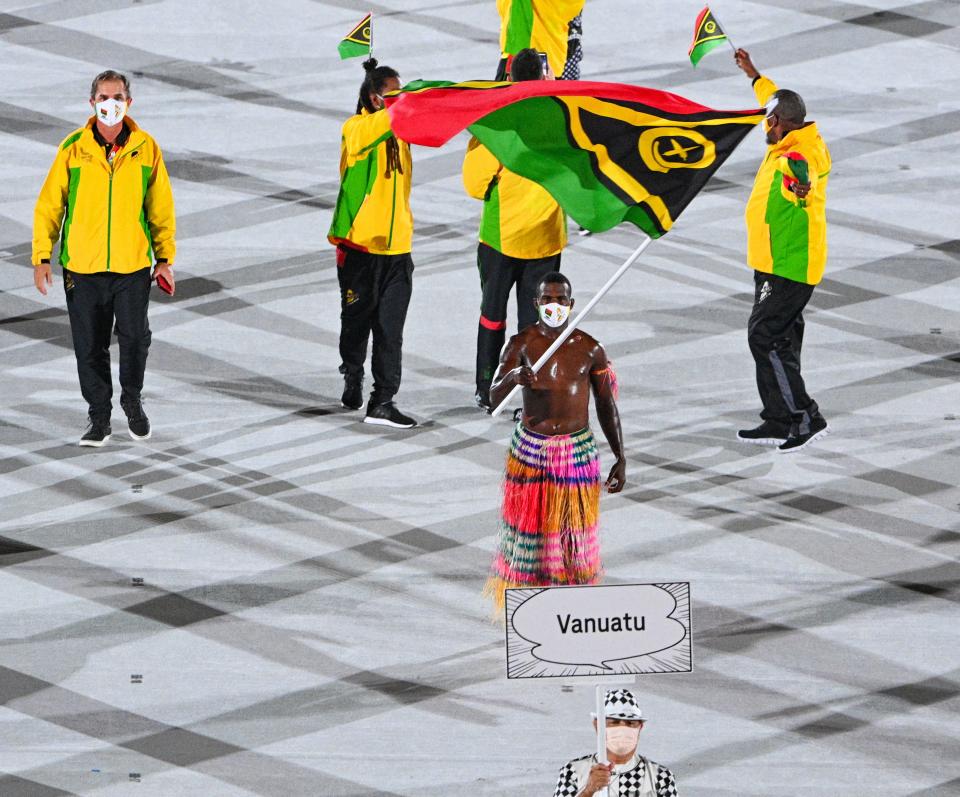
[{"x1": 506, "y1": 583, "x2": 690, "y2": 675}]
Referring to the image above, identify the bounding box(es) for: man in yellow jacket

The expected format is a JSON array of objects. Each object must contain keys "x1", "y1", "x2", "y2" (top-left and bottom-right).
[
  {"x1": 735, "y1": 50, "x2": 831, "y2": 453},
  {"x1": 463, "y1": 49, "x2": 567, "y2": 410},
  {"x1": 32, "y1": 70, "x2": 176, "y2": 447}
]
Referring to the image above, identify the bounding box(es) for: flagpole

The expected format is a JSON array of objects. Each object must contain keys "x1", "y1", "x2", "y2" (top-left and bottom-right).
[
  {"x1": 369, "y1": 10, "x2": 374, "y2": 60},
  {"x1": 489, "y1": 234, "x2": 654, "y2": 418},
  {"x1": 708, "y1": 5, "x2": 738, "y2": 53}
]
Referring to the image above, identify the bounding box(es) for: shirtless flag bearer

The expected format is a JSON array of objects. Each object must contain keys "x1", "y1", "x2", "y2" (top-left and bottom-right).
[{"x1": 484, "y1": 273, "x2": 625, "y2": 610}]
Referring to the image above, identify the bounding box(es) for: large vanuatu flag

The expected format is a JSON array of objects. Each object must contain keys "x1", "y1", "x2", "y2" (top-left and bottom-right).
[{"x1": 385, "y1": 80, "x2": 763, "y2": 236}]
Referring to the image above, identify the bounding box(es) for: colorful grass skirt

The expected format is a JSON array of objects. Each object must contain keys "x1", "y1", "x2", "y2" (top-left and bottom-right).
[{"x1": 484, "y1": 424, "x2": 602, "y2": 611}]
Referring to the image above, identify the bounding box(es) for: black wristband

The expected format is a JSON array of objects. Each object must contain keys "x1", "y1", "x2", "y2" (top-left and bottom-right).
[
  {"x1": 751, "y1": 75, "x2": 761, "y2": 86},
  {"x1": 39, "y1": 259, "x2": 50, "y2": 265}
]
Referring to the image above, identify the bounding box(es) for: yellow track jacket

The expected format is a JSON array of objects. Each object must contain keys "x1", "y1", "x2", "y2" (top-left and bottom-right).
[
  {"x1": 745, "y1": 76, "x2": 831, "y2": 285},
  {"x1": 33, "y1": 116, "x2": 175, "y2": 274},
  {"x1": 462, "y1": 137, "x2": 566, "y2": 260},
  {"x1": 498, "y1": 0, "x2": 584, "y2": 77},
  {"x1": 327, "y1": 108, "x2": 413, "y2": 255}
]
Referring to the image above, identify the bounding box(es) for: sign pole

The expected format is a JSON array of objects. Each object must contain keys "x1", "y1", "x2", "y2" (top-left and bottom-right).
[
  {"x1": 490, "y1": 234, "x2": 653, "y2": 417},
  {"x1": 596, "y1": 684, "x2": 609, "y2": 797}
]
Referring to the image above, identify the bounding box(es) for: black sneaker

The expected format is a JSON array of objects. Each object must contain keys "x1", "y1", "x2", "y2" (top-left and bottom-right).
[
  {"x1": 341, "y1": 375, "x2": 363, "y2": 410},
  {"x1": 122, "y1": 400, "x2": 151, "y2": 441},
  {"x1": 474, "y1": 390, "x2": 492, "y2": 413},
  {"x1": 79, "y1": 416, "x2": 111, "y2": 447},
  {"x1": 363, "y1": 401, "x2": 417, "y2": 429},
  {"x1": 778, "y1": 416, "x2": 829, "y2": 453},
  {"x1": 737, "y1": 420, "x2": 789, "y2": 446}
]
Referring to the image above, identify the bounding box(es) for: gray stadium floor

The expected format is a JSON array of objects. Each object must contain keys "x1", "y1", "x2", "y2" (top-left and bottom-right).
[{"x1": 1, "y1": 1, "x2": 959, "y2": 795}]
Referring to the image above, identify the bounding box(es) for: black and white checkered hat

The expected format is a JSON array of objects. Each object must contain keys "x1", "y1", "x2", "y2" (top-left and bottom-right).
[{"x1": 591, "y1": 689, "x2": 645, "y2": 721}]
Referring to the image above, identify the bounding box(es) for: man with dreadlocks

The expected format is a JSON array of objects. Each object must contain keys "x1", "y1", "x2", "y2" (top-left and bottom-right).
[
  {"x1": 328, "y1": 58, "x2": 417, "y2": 428},
  {"x1": 484, "y1": 272, "x2": 625, "y2": 611}
]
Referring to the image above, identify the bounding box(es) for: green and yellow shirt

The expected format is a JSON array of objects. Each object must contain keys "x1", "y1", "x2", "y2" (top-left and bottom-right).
[
  {"x1": 328, "y1": 108, "x2": 413, "y2": 255},
  {"x1": 497, "y1": 0, "x2": 584, "y2": 77},
  {"x1": 32, "y1": 116, "x2": 176, "y2": 274},
  {"x1": 745, "y1": 76, "x2": 831, "y2": 285},
  {"x1": 462, "y1": 137, "x2": 566, "y2": 260}
]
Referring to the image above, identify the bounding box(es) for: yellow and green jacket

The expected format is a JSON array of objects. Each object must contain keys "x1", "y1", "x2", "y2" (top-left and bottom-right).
[
  {"x1": 497, "y1": 0, "x2": 584, "y2": 77},
  {"x1": 462, "y1": 137, "x2": 566, "y2": 260},
  {"x1": 745, "y1": 76, "x2": 831, "y2": 285},
  {"x1": 327, "y1": 108, "x2": 413, "y2": 255},
  {"x1": 32, "y1": 116, "x2": 176, "y2": 274}
]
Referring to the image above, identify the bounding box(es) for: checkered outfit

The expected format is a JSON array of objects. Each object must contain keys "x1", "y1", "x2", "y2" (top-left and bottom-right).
[
  {"x1": 602, "y1": 689, "x2": 640, "y2": 718},
  {"x1": 561, "y1": 14, "x2": 583, "y2": 80},
  {"x1": 554, "y1": 754, "x2": 678, "y2": 796}
]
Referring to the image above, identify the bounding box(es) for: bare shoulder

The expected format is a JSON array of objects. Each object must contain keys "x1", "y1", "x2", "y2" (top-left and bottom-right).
[
  {"x1": 511, "y1": 327, "x2": 535, "y2": 348},
  {"x1": 567, "y1": 328, "x2": 599, "y2": 347},
  {"x1": 569, "y1": 329, "x2": 606, "y2": 359},
  {"x1": 501, "y1": 328, "x2": 532, "y2": 361}
]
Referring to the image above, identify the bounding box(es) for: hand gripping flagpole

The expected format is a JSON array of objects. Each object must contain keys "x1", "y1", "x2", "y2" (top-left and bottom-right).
[{"x1": 490, "y1": 234, "x2": 654, "y2": 417}]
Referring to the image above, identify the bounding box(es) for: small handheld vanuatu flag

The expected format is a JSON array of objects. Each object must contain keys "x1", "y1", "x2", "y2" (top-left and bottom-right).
[
  {"x1": 689, "y1": 7, "x2": 728, "y2": 66},
  {"x1": 338, "y1": 13, "x2": 372, "y2": 60}
]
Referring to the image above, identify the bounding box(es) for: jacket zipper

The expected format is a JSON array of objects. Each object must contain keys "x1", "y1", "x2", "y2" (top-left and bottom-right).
[{"x1": 106, "y1": 165, "x2": 114, "y2": 271}]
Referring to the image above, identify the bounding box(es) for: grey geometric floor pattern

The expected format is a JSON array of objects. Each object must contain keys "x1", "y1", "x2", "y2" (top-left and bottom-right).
[{"x1": 2, "y1": 1, "x2": 959, "y2": 795}]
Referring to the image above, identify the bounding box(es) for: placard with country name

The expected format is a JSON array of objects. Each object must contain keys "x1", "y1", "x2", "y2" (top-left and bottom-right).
[{"x1": 504, "y1": 583, "x2": 692, "y2": 679}]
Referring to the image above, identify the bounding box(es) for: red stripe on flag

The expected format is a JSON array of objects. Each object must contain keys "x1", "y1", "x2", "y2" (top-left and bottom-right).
[
  {"x1": 689, "y1": 7, "x2": 711, "y2": 54},
  {"x1": 385, "y1": 80, "x2": 759, "y2": 148},
  {"x1": 694, "y1": 7, "x2": 709, "y2": 31}
]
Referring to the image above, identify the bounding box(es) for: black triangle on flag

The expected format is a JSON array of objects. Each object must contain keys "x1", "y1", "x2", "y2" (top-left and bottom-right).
[
  {"x1": 692, "y1": 8, "x2": 724, "y2": 49},
  {"x1": 343, "y1": 13, "x2": 372, "y2": 46}
]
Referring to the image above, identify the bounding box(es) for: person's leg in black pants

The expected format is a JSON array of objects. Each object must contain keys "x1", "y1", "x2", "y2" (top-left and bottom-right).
[
  {"x1": 113, "y1": 268, "x2": 152, "y2": 413},
  {"x1": 337, "y1": 246, "x2": 377, "y2": 390},
  {"x1": 516, "y1": 253, "x2": 561, "y2": 332},
  {"x1": 64, "y1": 269, "x2": 114, "y2": 421},
  {"x1": 747, "y1": 271, "x2": 822, "y2": 435},
  {"x1": 476, "y1": 243, "x2": 517, "y2": 404},
  {"x1": 369, "y1": 253, "x2": 413, "y2": 407}
]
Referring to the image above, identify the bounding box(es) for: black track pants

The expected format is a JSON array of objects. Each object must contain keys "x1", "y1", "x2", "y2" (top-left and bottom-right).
[
  {"x1": 337, "y1": 246, "x2": 413, "y2": 406},
  {"x1": 475, "y1": 243, "x2": 560, "y2": 395},
  {"x1": 747, "y1": 270, "x2": 823, "y2": 434},
  {"x1": 64, "y1": 267, "x2": 152, "y2": 419}
]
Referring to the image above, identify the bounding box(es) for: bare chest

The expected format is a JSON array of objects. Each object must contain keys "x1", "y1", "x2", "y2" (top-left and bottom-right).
[{"x1": 524, "y1": 338, "x2": 593, "y2": 387}]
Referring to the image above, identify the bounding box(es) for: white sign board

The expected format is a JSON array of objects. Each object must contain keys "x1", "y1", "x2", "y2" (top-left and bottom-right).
[{"x1": 504, "y1": 583, "x2": 692, "y2": 679}]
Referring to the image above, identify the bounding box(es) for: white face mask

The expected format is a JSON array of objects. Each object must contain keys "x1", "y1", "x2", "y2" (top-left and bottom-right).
[
  {"x1": 95, "y1": 99, "x2": 127, "y2": 126},
  {"x1": 538, "y1": 302, "x2": 569, "y2": 328},
  {"x1": 606, "y1": 725, "x2": 640, "y2": 756}
]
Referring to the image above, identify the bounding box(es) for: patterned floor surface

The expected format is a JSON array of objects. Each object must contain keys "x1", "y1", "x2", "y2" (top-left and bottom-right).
[{"x1": 1, "y1": 1, "x2": 958, "y2": 794}]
